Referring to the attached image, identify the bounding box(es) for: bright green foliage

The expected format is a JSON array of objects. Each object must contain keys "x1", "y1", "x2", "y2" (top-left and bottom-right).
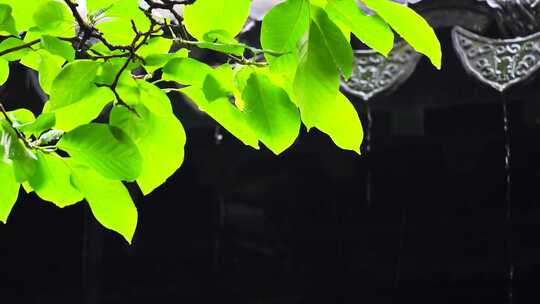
[
  {"x1": 20, "y1": 49, "x2": 65, "y2": 93},
  {"x1": 311, "y1": 6, "x2": 353, "y2": 79},
  {"x1": 110, "y1": 105, "x2": 186, "y2": 195},
  {"x1": 0, "y1": 4, "x2": 16, "y2": 36},
  {"x1": 40, "y1": 35, "x2": 75, "y2": 62},
  {"x1": 325, "y1": 0, "x2": 394, "y2": 55},
  {"x1": 33, "y1": 0, "x2": 74, "y2": 36},
  {"x1": 362, "y1": 0, "x2": 442, "y2": 68},
  {"x1": 28, "y1": 151, "x2": 83, "y2": 207},
  {"x1": 58, "y1": 123, "x2": 143, "y2": 181},
  {"x1": 261, "y1": 0, "x2": 310, "y2": 55},
  {"x1": 0, "y1": 58, "x2": 8, "y2": 85},
  {"x1": 242, "y1": 73, "x2": 301, "y2": 154},
  {"x1": 0, "y1": 0, "x2": 45, "y2": 31},
  {"x1": 0, "y1": 37, "x2": 30, "y2": 61},
  {"x1": 0, "y1": 0, "x2": 441, "y2": 242},
  {"x1": 184, "y1": 0, "x2": 251, "y2": 41},
  {"x1": 47, "y1": 61, "x2": 100, "y2": 110},
  {"x1": 0, "y1": 160, "x2": 19, "y2": 223},
  {"x1": 1, "y1": 120, "x2": 38, "y2": 182},
  {"x1": 17, "y1": 113, "x2": 55, "y2": 136},
  {"x1": 70, "y1": 162, "x2": 137, "y2": 244}
]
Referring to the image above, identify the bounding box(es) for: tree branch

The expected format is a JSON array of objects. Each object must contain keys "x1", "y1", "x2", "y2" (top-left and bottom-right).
[
  {"x1": 0, "y1": 39, "x2": 40, "y2": 57},
  {"x1": 0, "y1": 103, "x2": 32, "y2": 149}
]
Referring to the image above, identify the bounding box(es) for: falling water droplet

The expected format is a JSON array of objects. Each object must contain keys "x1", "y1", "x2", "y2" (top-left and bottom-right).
[
  {"x1": 502, "y1": 98, "x2": 514, "y2": 304},
  {"x1": 366, "y1": 103, "x2": 373, "y2": 207},
  {"x1": 214, "y1": 125, "x2": 223, "y2": 145}
]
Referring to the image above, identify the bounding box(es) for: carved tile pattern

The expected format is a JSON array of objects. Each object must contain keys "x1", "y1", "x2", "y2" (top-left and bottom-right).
[
  {"x1": 452, "y1": 26, "x2": 540, "y2": 92},
  {"x1": 341, "y1": 42, "x2": 422, "y2": 101}
]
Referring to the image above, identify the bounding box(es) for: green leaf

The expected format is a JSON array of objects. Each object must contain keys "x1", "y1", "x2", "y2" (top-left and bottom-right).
[
  {"x1": 294, "y1": 19, "x2": 363, "y2": 153},
  {"x1": 325, "y1": 0, "x2": 394, "y2": 55},
  {"x1": 58, "y1": 123, "x2": 143, "y2": 181},
  {"x1": 47, "y1": 60, "x2": 100, "y2": 110},
  {"x1": 95, "y1": 0, "x2": 151, "y2": 45},
  {"x1": 0, "y1": 120, "x2": 38, "y2": 182},
  {"x1": 311, "y1": 0, "x2": 328, "y2": 6},
  {"x1": 137, "y1": 37, "x2": 172, "y2": 59},
  {"x1": 319, "y1": 92, "x2": 363, "y2": 152},
  {"x1": 0, "y1": 0, "x2": 46, "y2": 31},
  {"x1": 20, "y1": 49, "x2": 65, "y2": 94},
  {"x1": 203, "y1": 73, "x2": 231, "y2": 102},
  {"x1": 110, "y1": 105, "x2": 186, "y2": 195},
  {"x1": 241, "y1": 73, "x2": 300, "y2": 154},
  {"x1": 17, "y1": 113, "x2": 55, "y2": 137},
  {"x1": 311, "y1": 6, "x2": 353, "y2": 78},
  {"x1": 162, "y1": 58, "x2": 213, "y2": 87},
  {"x1": 7, "y1": 109, "x2": 35, "y2": 126},
  {"x1": 116, "y1": 73, "x2": 141, "y2": 106},
  {"x1": 45, "y1": 86, "x2": 114, "y2": 132},
  {"x1": 70, "y1": 162, "x2": 137, "y2": 244},
  {"x1": 294, "y1": 19, "x2": 340, "y2": 129},
  {"x1": 184, "y1": 0, "x2": 251, "y2": 41},
  {"x1": 143, "y1": 49, "x2": 188, "y2": 73},
  {"x1": 95, "y1": 58, "x2": 131, "y2": 85},
  {"x1": 362, "y1": 0, "x2": 441, "y2": 68},
  {"x1": 0, "y1": 58, "x2": 8, "y2": 85},
  {"x1": 116, "y1": 78, "x2": 174, "y2": 117},
  {"x1": 0, "y1": 160, "x2": 19, "y2": 223},
  {"x1": 261, "y1": 0, "x2": 309, "y2": 57},
  {"x1": 41, "y1": 35, "x2": 75, "y2": 61},
  {"x1": 137, "y1": 81, "x2": 173, "y2": 116},
  {"x1": 33, "y1": 0, "x2": 74, "y2": 36},
  {"x1": 28, "y1": 151, "x2": 83, "y2": 208},
  {"x1": 0, "y1": 37, "x2": 31, "y2": 61},
  {"x1": 181, "y1": 86, "x2": 259, "y2": 149},
  {"x1": 0, "y1": 4, "x2": 17, "y2": 36}
]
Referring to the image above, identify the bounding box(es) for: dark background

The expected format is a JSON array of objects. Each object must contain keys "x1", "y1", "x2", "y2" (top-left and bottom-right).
[{"x1": 1, "y1": 16, "x2": 540, "y2": 304}]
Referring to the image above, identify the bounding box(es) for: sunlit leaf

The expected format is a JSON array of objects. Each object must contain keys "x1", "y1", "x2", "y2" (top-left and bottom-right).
[
  {"x1": 0, "y1": 120, "x2": 38, "y2": 182},
  {"x1": 362, "y1": 0, "x2": 441, "y2": 68},
  {"x1": 58, "y1": 123, "x2": 143, "y2": 181},
  {"x1": 45, "y1": 86, "x2": 114, "y2": 132},
  {"x1": 33, "y1": 0, "x2": 74, "y2": 36},
  {"x1": 162, "y1": 58, "x2": 213, "y2": 87},
  {"x1": 29, "y1": 151, "x2": 83, "y2": 208},
  {"x1": 0, "y1": 58, "x2": 8, "y2": 85},
  {"x1": 0, "y1": 37, "x2": 31, "y2": 61},
  {"x1": 110, "y1": 105, "x2": 186, "y2": 195},
  {"x1": 242, "y1": 73, "x2": 300, "y2": 154},
  {"x1": 311, "y1": 6, "x2": 353, "y2": 78},
  {"x1": 70, "y1": 162, "x2": 137, "y2": 244},
  {"x1": 0, "y1": 160, "x2": 19, "y2": 223},
  {"x1": 294, "y1": 19, "x2": 363, "y2": 153},
  {"x1": 326, "y1": 0, "x2": 394, "y2": 55},
  {"x1": 184, "y1": 0, "x2": 251, "y2": 40},
  {"x1": 47, "y1": 60, "x2": 100, "y2": 110},
  {"x1": 181, "y1": 86, "x2": 259, "y2": 149},
  {"x1": 17, "y1": 112, "x2": 55, "y2": 136},
  {"x1": 0, "y1": 4, "x2": 17, "y2": 36}
]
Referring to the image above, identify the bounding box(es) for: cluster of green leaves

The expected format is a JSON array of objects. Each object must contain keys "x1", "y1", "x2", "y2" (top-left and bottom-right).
[{"x1": 0, "y1": 0, "x2": 440, "y2": 243}]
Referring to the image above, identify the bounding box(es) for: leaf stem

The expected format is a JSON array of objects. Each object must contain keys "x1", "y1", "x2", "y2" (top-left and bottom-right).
[{"x1": 175, "y1": 38, "x2": 286, "y2": 57}]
